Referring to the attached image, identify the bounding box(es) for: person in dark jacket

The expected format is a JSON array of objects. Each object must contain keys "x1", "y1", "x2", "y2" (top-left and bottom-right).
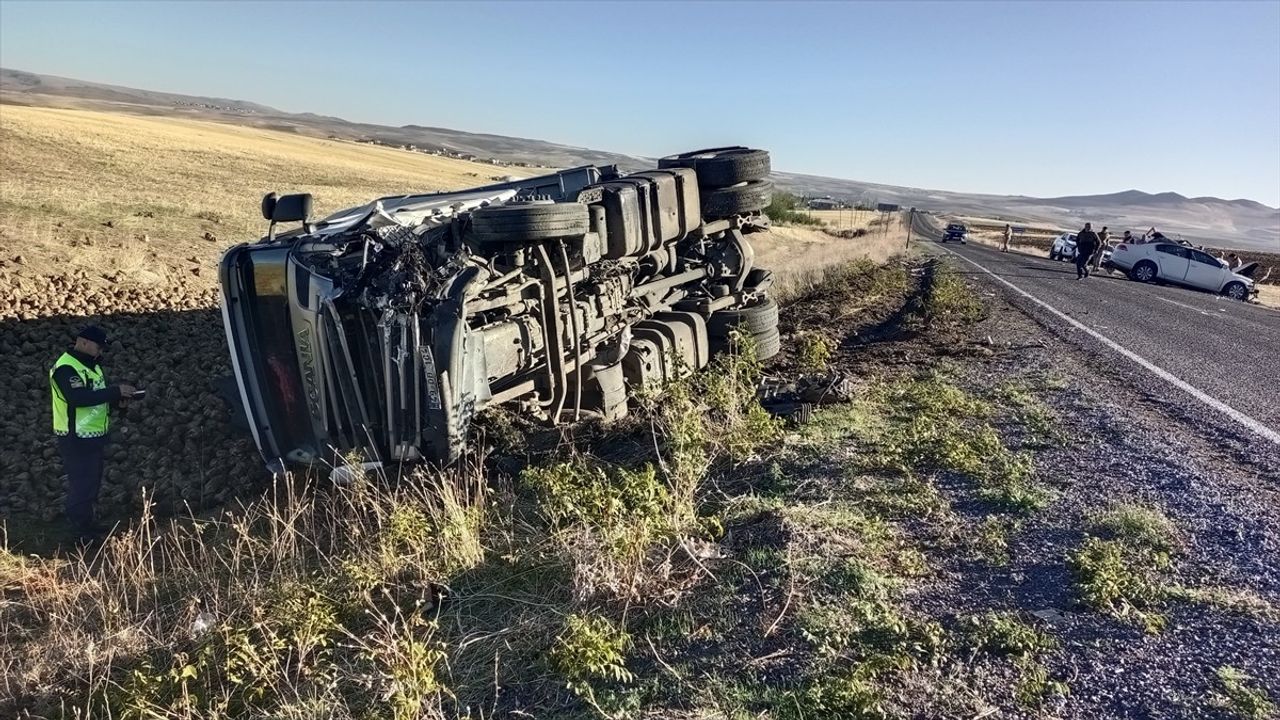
[
  {"x1": 1075, "y1": 223, "x2": 1100, "y2": 279},
  {"x1": 49, "y1": 325, "x2": 138, "y2": 540}
]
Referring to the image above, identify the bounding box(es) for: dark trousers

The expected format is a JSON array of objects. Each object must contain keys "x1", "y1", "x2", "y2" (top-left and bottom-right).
[
  {"x1": 57, "y1": 436, "x2": 106, "y2": 531},
  {"x1": 1075, "y1": 251, "x2": 1092, "y2": 278}
]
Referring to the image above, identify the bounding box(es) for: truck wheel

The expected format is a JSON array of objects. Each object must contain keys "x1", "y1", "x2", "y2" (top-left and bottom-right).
[
  {"x1": 658, "y1": 147, "x2": 771, "y2": 188},
  {"x1": 701, "y1": 180, "x2": 773, "y2": 219},
  {"x1": 711, "y1": 325, "x2": 780, "y2": 361},
  {"x1": 471, "y1": 202, "x2": 589, "y2": 243},
  {"x1": 708, "y1": 297, "x2": 779, "y2": 336},
  {"x1": 753, "y1": 326, "x2": 781, "y2": 360}
]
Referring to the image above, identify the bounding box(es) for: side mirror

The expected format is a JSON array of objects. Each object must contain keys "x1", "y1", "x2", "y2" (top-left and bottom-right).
[
  {"x1": 262, "y1": 192, "x2": 314, "y2": 241},
  {"x1": 270, "y1": 193, "x2": 313, "y2": 223},
  {"x1": 261, "y1": 192, "x2": 279, "y2": 221}
]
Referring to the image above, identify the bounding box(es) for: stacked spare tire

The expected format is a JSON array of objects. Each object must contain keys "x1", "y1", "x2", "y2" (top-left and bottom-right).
[
  {"x1": 658, "y1": 148, "x2": 779, "y2": 360},
  {"x1": 219, "y1": 145, "x2": 781, "y2": 470}
]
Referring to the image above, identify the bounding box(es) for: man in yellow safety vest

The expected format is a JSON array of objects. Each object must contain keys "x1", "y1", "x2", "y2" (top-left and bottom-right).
[{"x1": 49, "y1": 325, "x2": 140, "y2": 540}]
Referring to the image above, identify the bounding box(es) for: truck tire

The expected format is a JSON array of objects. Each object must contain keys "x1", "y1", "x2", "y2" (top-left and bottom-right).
[
  {"x1": 711, "y1": 325, "x2": 780, "y2": 361},
  {"x1": 753, "y1": 325, "x2": 781, "y2": 360},
  {"x1": 471, "y1": 202, "x2": 589, "y2": 243},
  {"x1": 708, "y1": 296, "x2": 779, "y2": 337},
  {"x1": 701, "y1": 180, "x2": 773, "y2": 219},
  {"x1": 658, "y1": 147, "x2": 771, "y2": 188}
]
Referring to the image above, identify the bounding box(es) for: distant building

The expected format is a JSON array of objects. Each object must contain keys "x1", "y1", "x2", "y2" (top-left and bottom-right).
[{"x1": 807, "y1": 197, "x2": 841, "y2": 210}]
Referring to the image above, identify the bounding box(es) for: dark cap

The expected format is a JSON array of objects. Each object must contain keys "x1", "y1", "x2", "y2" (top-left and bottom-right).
[{"x1": 77, "y1": 325, "x2": 110, "y2": 346}]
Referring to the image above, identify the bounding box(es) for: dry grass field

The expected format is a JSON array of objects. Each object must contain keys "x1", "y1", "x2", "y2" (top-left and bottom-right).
[
  {"x1": 0, "y1": 105, "x2": 901, "y2": 291},
  {"x1": 0, "y1": 105, "x2": 524, "y2": 285},
  {"x1": 758, "y1": 219, "x2": 909, "y2": 300},
  {"x1": 807, "y1": 207, "x2": 890, "y2": 233}
]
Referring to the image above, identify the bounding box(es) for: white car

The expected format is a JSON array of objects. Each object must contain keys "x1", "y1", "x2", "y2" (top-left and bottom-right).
[
  {"x1": 1049, "y1": 232, "x2": 1114, "y2": 264},
  {"x1": 1108, "y1": 241, "x2": 1257, "y2": 301},
  {"x1": 1048, "y1": 232, "x2": 1078, "y2": 261}
]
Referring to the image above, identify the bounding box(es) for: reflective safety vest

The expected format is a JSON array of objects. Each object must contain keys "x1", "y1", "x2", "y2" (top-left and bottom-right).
[{"x1": 50, "y1": 352, "x2": 110, "y2": 438}]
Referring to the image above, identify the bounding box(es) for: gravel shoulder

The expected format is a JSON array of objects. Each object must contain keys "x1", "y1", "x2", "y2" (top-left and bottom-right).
[
  {"x1": 927, "y1": 276, "x2": 1280, "y2": 718},
  {"x1": 630, "y1": 254, "x2": 1278, "y2": 718}
]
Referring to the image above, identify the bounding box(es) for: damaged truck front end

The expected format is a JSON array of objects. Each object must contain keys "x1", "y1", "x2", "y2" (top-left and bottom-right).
[{"x1": 219, "y1": 148, "x2": 778, "y2": 473}]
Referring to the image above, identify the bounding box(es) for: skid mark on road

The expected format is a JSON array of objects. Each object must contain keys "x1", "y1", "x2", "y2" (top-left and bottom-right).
[{"x1": 936, "y1": 244, "x2": 1280, "y2": 447}]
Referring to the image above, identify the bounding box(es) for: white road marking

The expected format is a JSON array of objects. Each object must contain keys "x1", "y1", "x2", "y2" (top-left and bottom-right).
[
  {"x1": 1157, "y1": 296, "x2": 1213, "y2": 317},
  {"x1": 937, "y1": 244, "x2": 1280, "y2": 447}
]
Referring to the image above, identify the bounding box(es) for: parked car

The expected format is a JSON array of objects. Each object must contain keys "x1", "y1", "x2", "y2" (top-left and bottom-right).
[
  {"x1": 219, "y1": 147, "x2": 779, "y2": 472},
  {"x1": 1048, "y1": 233, "x2": 1078, "y2": 261},
  {"x1": 942, "y1": 222, "x2": 968, "y2": 243},
  {"x1": 1108, "y1": 241, "x2": 1257, "y2": 301},
  {"x1": 1049, "y1": 232, "x2": 1114, "y2": 265}
]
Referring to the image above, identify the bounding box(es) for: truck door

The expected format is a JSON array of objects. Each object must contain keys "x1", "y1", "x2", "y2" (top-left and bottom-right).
[{"x1": 1153, "y1": 244, "x2": 1190, "y2": 283}]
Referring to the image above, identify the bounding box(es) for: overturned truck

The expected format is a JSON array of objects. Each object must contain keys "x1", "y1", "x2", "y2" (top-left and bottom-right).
[{"x1": 219, "y1": 147, "x2": 778, "y2": 472}]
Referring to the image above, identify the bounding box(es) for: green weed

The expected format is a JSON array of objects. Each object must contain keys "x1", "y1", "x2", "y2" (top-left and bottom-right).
[
  {"x1": 923, "y1": 266, "x2": 984, "y2": 325},
  {"x1": 970, "y1": 515, "x2": 1018, "y2": 566},
  {"x1": 996, "y1": 381, "x2": 1066, "y2": 447},
  {"x1": 775, "y1": 668, "x2": 888, "y2": 720},
  {"x1": 1166, "y1": 585, "x2": 1278, "y2": 619},
  {"x1": 959, "y1": 611, "x2": 1056, "y2": 658},
  {"x1": 552, "y1": 613, "x2": 634, "y2": 715},
  {"x1": 799, "y1": 332, "x2": 833, "y2": 372},
  {"x1": 1212, "y1": 666, "x2": 1275, "y2": 720},
  {"x1": 1089, "y1": 503, "x2": 1179, "y2": 554},
  {"x1": 1014, "y1": 656, "x2": 1070, "y2": 707},
  {"x1": 1068, "y1": 536, "x2": 1169, "y2": 631}
]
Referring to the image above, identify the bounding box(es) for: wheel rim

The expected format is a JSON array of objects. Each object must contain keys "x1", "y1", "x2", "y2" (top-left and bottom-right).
[
  {"x1": 1136, "y1": 265, "x2": 1154, "y2": 281},
  {"x1": 1228, "y1": 285, "x2": 1245, "y2": 300}
]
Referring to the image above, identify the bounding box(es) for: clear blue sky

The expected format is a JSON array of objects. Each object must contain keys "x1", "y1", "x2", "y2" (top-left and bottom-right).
[{"x1": 3, "y1": 0, "x2": 1279, "y2": 206}]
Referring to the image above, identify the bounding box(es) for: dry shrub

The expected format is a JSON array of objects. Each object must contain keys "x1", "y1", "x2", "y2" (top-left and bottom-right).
[
  {"x1": 0, "y1": 460, "x2": 489, "y2": 719},
  {"x1": 1, "y1": 332, "x2": 785, "y2": 718}
]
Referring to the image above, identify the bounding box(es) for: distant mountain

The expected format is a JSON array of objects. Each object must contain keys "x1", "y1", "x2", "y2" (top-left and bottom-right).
[
  {"x1": 0, "y1": 68, "x2": 278, "y2": 115},
  {"x1": 3, "y1": 68, "x2": 1277, "y2": 251}
]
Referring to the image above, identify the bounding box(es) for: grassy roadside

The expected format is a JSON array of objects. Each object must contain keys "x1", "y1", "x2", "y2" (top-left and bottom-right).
[{"x1": 3, "y1": 257, "x2": 1273, "y2": 719}]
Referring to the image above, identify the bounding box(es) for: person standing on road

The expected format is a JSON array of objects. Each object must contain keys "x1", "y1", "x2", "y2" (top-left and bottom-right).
[
  {"x1": 1075, "y1": 223, "x2": 1100, "y2": 279},
  {"x1": 50, "y1": 326, "x2": 139, "y2": 541},
  {"x1": 1001, "y1": 223, "x2": 1013, "y2": 252},
  {"x1": 1091, "y1": 226, "x2": 1110, "y2": 273}
]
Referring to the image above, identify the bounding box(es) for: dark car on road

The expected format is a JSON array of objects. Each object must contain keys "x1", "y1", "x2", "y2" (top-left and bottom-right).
[{"x1": 942, "y1": 222, "x2": 968, "y2": 243}]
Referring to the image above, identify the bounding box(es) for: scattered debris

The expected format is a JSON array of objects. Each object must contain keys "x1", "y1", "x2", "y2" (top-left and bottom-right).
[{"x1": 1030, "y1": 608, "x2": 1068, "y2": 626}]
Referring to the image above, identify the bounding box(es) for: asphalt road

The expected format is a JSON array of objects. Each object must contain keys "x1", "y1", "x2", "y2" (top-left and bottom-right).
[{"x1": 915, "y1": 222, "x2": 1280, "y2": 446}]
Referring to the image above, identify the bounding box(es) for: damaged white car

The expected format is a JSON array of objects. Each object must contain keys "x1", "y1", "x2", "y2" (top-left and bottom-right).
[{"x1": 219, "y1": 147, "x2": 779, "y2": 472}]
